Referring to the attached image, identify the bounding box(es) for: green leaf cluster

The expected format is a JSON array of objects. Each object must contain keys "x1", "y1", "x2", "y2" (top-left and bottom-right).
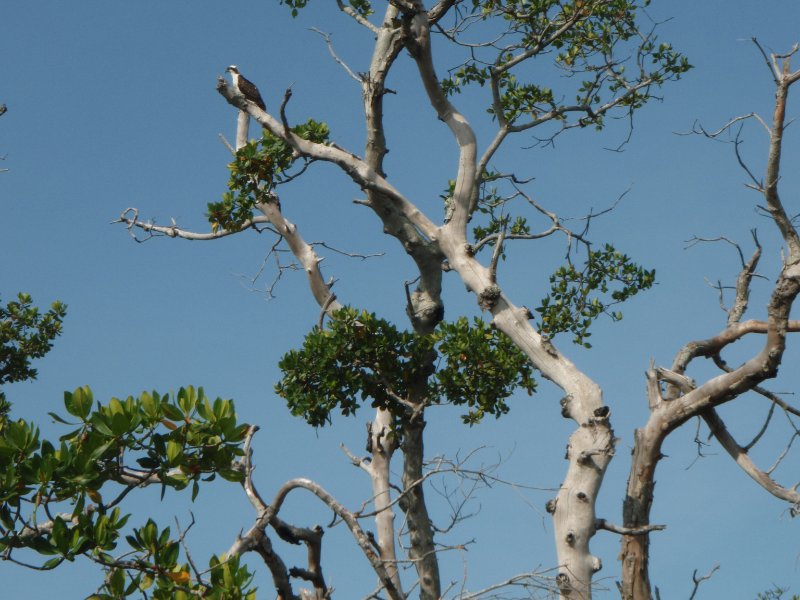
[
  {"x1": 0, "y1": 385, "x2": 250, "y2": 596},
  {"x1": 441, "y1": 0, "x2": 691, "y2": 128},
  {"x1": 0, "y1": 296, "x2": 254, "y2": 596},
  {"x1": 277, "y1": 308, "x2": 435, "y2": 426},
  {"x1": 280, "y1": 0, "x2": 310, "y2": 18},
  {"x1": 279, "y1": 0, "x2": 371, "y2": 18},
  {"x1": 535, "y1": 243, "x2": 655, "y2": 347},
  {"x1": 345, "y1": 0, "x2": 373, "y2": 17},
  {"x1": 206, "y1": 120, "x2": 330, "y2": 232},
  {"x1": 755, "y1": 586, "x2": 800, "y2": 600},
  {"x1": 92, "y1": 549, "x2": 255, "y2": 600},
  {"x1": 6, "y1": 509, "x2": 131, "y2": 570},
  {"x1": 276, "y1": 308, "x2": 536, "y2": 427},
  {"x1": 0, "y1": 293, "x2": 65, "y2": 386},
  {"x1": 204, "y1": 554, "x2": 257, "y2": 600},
  {"x1": 442, "y1": 62, "x2": 560, "y2": 123},
  {"x1": 0, "y1": 293, "x2": 66, "y2": 423},
  {"x1": 471, "y1": 174, "x2": 532, "y2": 253},
  {"x1": 472, "y1": 214, "x2": 530, "y2": 252},
  {"x1": 442, "y1": 171, "x2": 531, "y2": 248},
  {"x1": 435, "y1": 317, "x2": 536, "y2": 424},
  {"x1": 497, "y1": 76, "x2": 557, "y2": 124}
]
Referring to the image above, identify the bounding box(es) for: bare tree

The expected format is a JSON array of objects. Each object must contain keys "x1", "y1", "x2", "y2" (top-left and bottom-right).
[
  {"x1": 113, "y1": 4, "x2": 800, "y2": 600},
  {"x1": 617, "y1": 40, "x2": 800, "y2": 600}
]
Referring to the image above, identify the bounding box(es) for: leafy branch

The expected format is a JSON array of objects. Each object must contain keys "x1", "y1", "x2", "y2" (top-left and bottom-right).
[{"x1": 276, "y1": 308, "x2": 536, "y2": 427}]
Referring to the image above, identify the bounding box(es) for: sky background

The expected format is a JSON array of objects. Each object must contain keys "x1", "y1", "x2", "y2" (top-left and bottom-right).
[{"x1": 2, "y1": 1, "x2": 799, "y2": 598}]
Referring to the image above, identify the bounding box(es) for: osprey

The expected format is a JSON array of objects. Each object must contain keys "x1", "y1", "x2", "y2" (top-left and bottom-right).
[{"x1": 226, "y1": 65, "x2": 266, "y2": 111}]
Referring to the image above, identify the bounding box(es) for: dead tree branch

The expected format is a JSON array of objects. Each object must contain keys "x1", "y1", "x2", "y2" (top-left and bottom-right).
[{"x1": 687, "y1": 563, "x2": 720, "y2": 600}]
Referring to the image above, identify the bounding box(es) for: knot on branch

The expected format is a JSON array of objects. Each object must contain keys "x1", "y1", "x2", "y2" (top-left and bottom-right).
[
  {"x1": 577, "y1": 450, "x2": 604, "y2": 469},
  {"x1": 477, "y1": 284, "x2": 502, "y2": 311},
  {"x1": 366, "y1": 422, "x2": 389, "y2": 454},
  {"x1": 560, "y1": 394, "x2": 574, "y2": 419},
  {"x1": 593, "y1": 405, "x2": 610, "y2": 419},
  {"x1": 555, "y1": 572, "x2": 572, "y2": 594},
  {"x1": 518, "y1": 305, "x2": 535, "y2": 320},
  {"x1": 405, "y1": 291, "x2": 444, "y2": 332},
  {"x1": 591, "y1": 556, "x2": 603, "y2": 573},
  {"x1": 545, "y1": 498, "x2": 557, "y2": 514}
]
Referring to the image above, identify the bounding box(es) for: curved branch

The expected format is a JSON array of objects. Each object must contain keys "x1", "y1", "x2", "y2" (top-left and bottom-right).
[
  {"x1": 268, "y1": 478, "x2": 404, "y2": 600},
  {"x1": 217, "y1": 78, "x2": 438, "y2": 242},
  {"x1": 114, "y1": 207, "x2": 271, "y2": 241},
  {"x1": 402, "y1": 1, "x2": 477, "y2": 238},
  {"x1": 312, "y1": 27, "x2": 363, "y2": 84},
  {"x1": 671, "y1": 319, "x2": 800, "y2": 375},
  {"x1": 711, "y1": 354, "x2": 800, "y2": 419},
  {"x1": 427, "y1": 0, "x2": 456, "y2": 25},
  {"x1": 763, "y1": 47, "x2": 800, "y2": 259},
  {"x1": 703, "y1": 408, "x2": 800, "y2": 505}
]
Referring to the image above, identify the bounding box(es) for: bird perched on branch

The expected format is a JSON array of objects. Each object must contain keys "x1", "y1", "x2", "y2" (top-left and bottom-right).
[{"x1": 225, "y1": 65, "x2": 266, "y2": 111}]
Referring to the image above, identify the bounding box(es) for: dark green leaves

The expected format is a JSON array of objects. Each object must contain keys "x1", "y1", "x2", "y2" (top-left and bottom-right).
[
  {"x1": 279, "y1": 0, "x2": 372, "y2": 18},
  {"x1": 279, "y1": 0, "x2": 310, "y2": 17},
  {"x1": 206, "y1": 120, "x2": 330, "y2": 233},
  {"x1": 535, "y1": 243, "x2": 655, "y2": 347},
  {"x1": 99, "y1": 527, "x2": 256, "y2": 599},
  {"x1": 276, "y1": 309, "x2": 536, "y2": 427},
  {"x1": 436, "y1": 318, "x2": 536, "y2": 424},
  {"x1": 346, "y1": 0, "x2": 373, "y2": 17},
  {"x1": 1, "y1": 292, "x2": 64, "y2": 439},
  {"x1": 442, "y1": 63, "x2": 492, "y2": 96},
  {"x1": 277, "y1": 308, "x2": 435, "y2": 426},
  {"x1": 0, "y1": 293, "x2": 66, "y2": 386}
]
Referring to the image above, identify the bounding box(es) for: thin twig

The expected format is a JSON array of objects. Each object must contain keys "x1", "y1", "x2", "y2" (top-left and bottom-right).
[
  {"x1": 174, "y1": 514, "x2": 206, "y2": 588},
  {"x1": 311, "y1": 28, "x2": 363, "y2": 84},
  {"x1": 280, "y1": 86, "x2": 294, "y2": 136},
  {"x1": 688, "y1": 563, "x2": 719, "y2": 600}
]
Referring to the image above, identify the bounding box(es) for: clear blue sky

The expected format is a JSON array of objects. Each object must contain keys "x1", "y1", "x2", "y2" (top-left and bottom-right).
[{"x1": 2, "y1": 1, "x2": 799, "y2": 598}]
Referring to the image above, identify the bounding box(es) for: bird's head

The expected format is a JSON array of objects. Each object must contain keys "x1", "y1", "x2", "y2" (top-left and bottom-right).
[{"x1": 226, "y1": 65, "x2": 239, "y2": 75}]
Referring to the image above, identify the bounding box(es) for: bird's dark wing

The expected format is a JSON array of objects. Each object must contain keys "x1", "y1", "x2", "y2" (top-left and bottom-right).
[{"x1": 238, "y1": 75, "x2": 266, "y2": 111}]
